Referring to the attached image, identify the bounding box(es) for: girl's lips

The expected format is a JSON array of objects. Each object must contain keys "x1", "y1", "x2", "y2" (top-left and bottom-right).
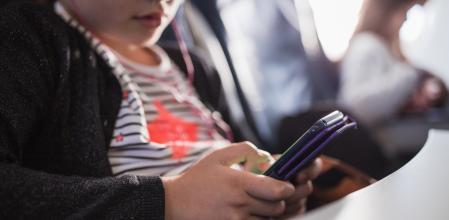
[{"x1": 133, "y1": 13, "x2": 163, "y2": 28}]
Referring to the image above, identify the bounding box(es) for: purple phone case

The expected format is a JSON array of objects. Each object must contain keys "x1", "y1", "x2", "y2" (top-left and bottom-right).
[
  {"x1": 278, "y1": 118, "x2": 348, "y2": 176},
  {"x1": 283, "y1": 122, "x2": 357, "y2": 180}
]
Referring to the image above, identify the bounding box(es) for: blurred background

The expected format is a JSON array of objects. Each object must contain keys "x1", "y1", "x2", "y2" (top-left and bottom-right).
[{"x1": 160, "y1": 0, "x2": 449, "y2": 180}]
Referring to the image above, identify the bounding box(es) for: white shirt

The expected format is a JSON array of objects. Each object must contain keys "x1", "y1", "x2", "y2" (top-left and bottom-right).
[{"x1": 338, "y1": 32, "x2": 420, "y2": 126}]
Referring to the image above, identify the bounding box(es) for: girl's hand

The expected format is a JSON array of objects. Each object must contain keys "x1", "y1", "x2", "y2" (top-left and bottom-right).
[{"x1": 162, "y1": 142, "x2": 296, "y2": 220}]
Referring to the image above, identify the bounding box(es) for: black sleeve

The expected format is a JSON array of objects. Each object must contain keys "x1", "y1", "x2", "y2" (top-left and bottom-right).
[{"x1": 0, "y1": 5, "x2": 164, "y2": 219}]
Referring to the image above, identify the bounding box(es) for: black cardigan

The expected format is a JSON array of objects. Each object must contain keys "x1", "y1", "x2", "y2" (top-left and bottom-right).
[{"x1": 0, "y1": 2, "x2": 230, "y2": 219}]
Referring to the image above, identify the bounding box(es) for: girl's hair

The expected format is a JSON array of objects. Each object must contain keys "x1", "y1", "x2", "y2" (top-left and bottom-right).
[{"x1": 355, "y1": 0, "x2": 419, "y2": 38}]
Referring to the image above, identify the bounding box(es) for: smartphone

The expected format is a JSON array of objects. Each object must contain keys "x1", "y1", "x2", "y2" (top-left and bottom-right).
[{"x1": 264, "y1": 111, "x2": 357, "y2": 181}]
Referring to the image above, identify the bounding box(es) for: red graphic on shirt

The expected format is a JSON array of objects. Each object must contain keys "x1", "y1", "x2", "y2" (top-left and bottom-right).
[
  {"x1": 115, "y1": 134, "x2": 125, "y2": 142},
  {"x1": 147, "y1": 100, "x2": 198, "y2": 160},
  {"x1": 123, "y1": 91, "x2": 129, "y2": 100}
]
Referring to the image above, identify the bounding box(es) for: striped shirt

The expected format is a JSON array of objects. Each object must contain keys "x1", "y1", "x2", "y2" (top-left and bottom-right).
[{"x1": 55, "y1": 3, "x2": 230, "y2": 177}]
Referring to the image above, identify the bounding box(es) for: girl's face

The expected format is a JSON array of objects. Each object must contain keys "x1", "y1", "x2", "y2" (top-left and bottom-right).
[{"x1": 62, "y1": 0, "x2": 182, "y2": 46}]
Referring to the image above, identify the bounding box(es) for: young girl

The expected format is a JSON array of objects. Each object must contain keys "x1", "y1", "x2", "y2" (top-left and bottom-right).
[{"x1": 0, "y1": 0, "x2": 321, "y2": 219}]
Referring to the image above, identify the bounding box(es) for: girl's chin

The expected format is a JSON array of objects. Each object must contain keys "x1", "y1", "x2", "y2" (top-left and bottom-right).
[
  {"x1": 101, "y1": 27, "x2": 164, "y2": 47},
  {"x1": 133, "y1": 27, "x2": 164, "y2": 44},
  {"x1": 127, "y1": 34, "x2": 161, "y2": 47}
]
